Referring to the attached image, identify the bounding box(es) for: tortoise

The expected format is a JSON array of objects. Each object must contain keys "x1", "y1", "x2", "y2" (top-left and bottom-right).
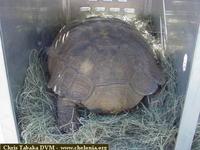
[{"x1": 48, "y1": 17, "x2": 165, "y2": 132}]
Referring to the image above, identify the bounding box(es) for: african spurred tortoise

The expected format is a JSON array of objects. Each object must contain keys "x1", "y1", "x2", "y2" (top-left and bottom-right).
[{"x1": 48, "y1": 17, "x2": 165, "y2": 132}]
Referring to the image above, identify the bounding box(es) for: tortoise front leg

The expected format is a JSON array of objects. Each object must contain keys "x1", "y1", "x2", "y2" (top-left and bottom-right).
[{"x1": 57, "y1": 98, "x2": 80, "y2": 133}]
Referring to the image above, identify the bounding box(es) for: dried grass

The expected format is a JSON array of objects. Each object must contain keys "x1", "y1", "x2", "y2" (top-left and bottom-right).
[{"x1": 16, "y1": 16, "x2": 200, "y2": 149}]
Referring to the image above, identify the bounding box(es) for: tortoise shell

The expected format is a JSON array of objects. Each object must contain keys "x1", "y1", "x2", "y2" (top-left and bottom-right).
[{"x1": 48, "y1": 17, "x2": 165, "y2": 114}]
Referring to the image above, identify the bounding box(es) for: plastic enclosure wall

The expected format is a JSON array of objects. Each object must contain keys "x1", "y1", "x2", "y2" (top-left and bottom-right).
[
  {"x1": 163, "y1": 1, "x2": 200, "y2": 149},
  {"x1": 0, "y1": 0, "x2": 200, "y2": 149},
  {"x1": 0, "y1": 25, "x2": 19, "y2": 142},
  {"x1": 175, "y1": 25, "x2": 200, "y2": 150}
]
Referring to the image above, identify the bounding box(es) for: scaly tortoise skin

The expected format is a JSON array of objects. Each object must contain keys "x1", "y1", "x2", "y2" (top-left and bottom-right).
[{"x1": 48, "y1": 17, "x2": 165, "y2": 132}]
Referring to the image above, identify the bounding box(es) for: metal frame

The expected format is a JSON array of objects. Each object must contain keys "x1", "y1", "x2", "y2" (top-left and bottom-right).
[{"x1": 175, "y1": 25, "x2": 200, "y2": 150}]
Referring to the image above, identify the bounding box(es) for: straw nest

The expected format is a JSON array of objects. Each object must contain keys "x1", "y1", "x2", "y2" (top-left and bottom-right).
[{"x1": 16, "y1": 16, "x2": 200, "y2": 149}]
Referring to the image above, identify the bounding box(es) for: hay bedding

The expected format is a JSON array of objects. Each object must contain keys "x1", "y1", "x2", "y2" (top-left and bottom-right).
[{"x1": 16, "y1": 16, "x2": 200, "y2": 149}]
